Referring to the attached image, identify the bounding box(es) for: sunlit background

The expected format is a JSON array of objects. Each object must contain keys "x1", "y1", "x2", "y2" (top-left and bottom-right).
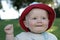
[
  {"x1": 0, "y1": 0, "x2": 60, "y2": 40},
  {"x1": 0, "y1": 0, "x2": 60, "y2": 20}
]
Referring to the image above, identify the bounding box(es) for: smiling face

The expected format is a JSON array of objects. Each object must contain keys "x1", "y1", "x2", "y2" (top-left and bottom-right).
[{"x1": 24, "y1": 8, "x2": 49, "y2": 33}]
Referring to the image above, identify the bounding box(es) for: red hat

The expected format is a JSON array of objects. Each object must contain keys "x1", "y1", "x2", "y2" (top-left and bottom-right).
[{"x1": 19, "y1": 4, "x2": 56, "y2": 32}]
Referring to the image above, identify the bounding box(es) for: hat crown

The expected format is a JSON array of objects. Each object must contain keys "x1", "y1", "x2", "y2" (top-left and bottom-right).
[{"x1": 29, "y1": 2, "x2": 43, "y2": 5}]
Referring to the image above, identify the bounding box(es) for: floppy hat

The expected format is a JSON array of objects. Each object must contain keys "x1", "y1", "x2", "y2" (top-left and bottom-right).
[{"x1": 19, "y1": 4, "x2": 56, "y2": 32}]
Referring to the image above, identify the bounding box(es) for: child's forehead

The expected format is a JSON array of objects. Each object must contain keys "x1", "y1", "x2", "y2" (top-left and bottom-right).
[
  {"x1": 30, "y1": 8, "x2": 47, "y2": 13},
  {"x1": 27, "y1": 8, "x2": 48, "y2": 16}
]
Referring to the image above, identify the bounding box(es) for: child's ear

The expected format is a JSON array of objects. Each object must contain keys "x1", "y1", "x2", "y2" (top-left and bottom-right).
[{"x1": 23, "y1": 21, "x2": 29, "y2": 28}]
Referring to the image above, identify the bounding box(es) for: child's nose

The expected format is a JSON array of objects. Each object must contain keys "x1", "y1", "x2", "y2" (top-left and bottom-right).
[{"x1": 37, "y1": 19, "x2": 42, "y2": 23}]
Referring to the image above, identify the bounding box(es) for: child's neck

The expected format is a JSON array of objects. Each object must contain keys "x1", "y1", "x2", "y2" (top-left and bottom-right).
[{"x1": 30, "y1": 31, "x2": 45, "y2": 34}]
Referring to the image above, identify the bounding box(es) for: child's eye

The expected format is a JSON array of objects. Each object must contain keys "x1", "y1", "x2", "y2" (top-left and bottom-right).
[
  {"x1": 32, "y1": 17, "x2": 37, "y2": 20},
  {"x1": 42, "y1": 17, "x2": 46, "y2": 19}
]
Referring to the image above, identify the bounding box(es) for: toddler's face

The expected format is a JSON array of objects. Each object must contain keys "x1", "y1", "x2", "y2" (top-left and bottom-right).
[{"x1": 24, "y1": 8, "x2": 49, "y2": 33}]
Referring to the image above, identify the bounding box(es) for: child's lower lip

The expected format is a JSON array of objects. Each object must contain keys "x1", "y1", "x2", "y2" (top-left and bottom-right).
[{"x1": 36, "y1": 25, "x2": 42, "y2": 27}]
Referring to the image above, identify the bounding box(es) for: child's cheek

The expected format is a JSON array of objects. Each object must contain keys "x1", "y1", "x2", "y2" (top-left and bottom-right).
[{"x1": 29, "y1": 21, "x2": 35, "y2": 27}]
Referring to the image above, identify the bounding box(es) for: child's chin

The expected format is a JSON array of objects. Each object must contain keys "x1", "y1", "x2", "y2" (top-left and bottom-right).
[{"x1": 31, "y1": 31, "x2": 45, "y2": 34}]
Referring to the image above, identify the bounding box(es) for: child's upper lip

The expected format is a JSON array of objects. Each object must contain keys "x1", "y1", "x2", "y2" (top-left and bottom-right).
[{"x1": 35, "y1": 25, "x2": 43, "y2": 27}]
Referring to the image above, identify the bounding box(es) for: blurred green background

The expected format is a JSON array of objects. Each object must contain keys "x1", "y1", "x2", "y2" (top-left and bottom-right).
[
  {"x1": 0, "y1": 18, "x2": 60, "y2": 40},
  {"x1": 0, "y1": 0, "x2": 60, "y2": 40}
]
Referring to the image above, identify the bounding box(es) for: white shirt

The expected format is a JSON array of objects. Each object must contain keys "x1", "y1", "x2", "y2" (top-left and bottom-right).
[{"x1": 15, "y1": 32, "x2": 58, "y2": 40}]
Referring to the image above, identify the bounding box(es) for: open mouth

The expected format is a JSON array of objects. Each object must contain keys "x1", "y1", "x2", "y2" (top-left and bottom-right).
[{"x1": 36, "y1": 25, "x2": 43, "y2": 27}]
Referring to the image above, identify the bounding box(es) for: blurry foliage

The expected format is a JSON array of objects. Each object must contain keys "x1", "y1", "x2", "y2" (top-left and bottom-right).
[
  {"x1": 12, "y1": 0, "x2": 35, "y2": 10},
  {"x1": 12, "y1": 0, "x2": 23, "y2": 10},
  {"x1": 0, "y1": 1, "x2": 2, "y2": 9},
  {"x1": 35, "y1": 0, "x2": 53, "y2": 3},
  {"x1": 55, "y1": 6, "x2": 60, "y2": 18},
  {"x1": 12, "y1": 0, "x2": 53, "y2": 10},
  {"x1": 0, "y1": 0, "x2": 60, "y2": 18},
  {"x1": 0, "y1": 0, "x2": 53, "y2": 10}
]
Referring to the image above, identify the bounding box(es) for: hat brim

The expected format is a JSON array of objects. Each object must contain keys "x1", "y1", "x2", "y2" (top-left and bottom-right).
[{"x1": 19, "y1": 4, "x2": 56, "y2": 32}]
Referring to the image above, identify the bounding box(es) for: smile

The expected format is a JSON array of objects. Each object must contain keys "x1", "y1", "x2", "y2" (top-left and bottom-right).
[{"x1": 36, "y1": 25, "x2": 43, "y2": 27}]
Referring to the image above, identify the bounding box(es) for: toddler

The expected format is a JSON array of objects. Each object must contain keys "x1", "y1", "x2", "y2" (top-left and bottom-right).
[{"x1": 4, "y1": 3, "x2": 58, "y2": 40}]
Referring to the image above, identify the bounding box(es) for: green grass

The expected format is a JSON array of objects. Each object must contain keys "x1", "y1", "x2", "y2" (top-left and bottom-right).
[
  {"x1": 0, "y1": 18, "x2": 60, "y2": 40},
  {"x1": 48, "y1": 18, "x2": 60, "y2": 40}
]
